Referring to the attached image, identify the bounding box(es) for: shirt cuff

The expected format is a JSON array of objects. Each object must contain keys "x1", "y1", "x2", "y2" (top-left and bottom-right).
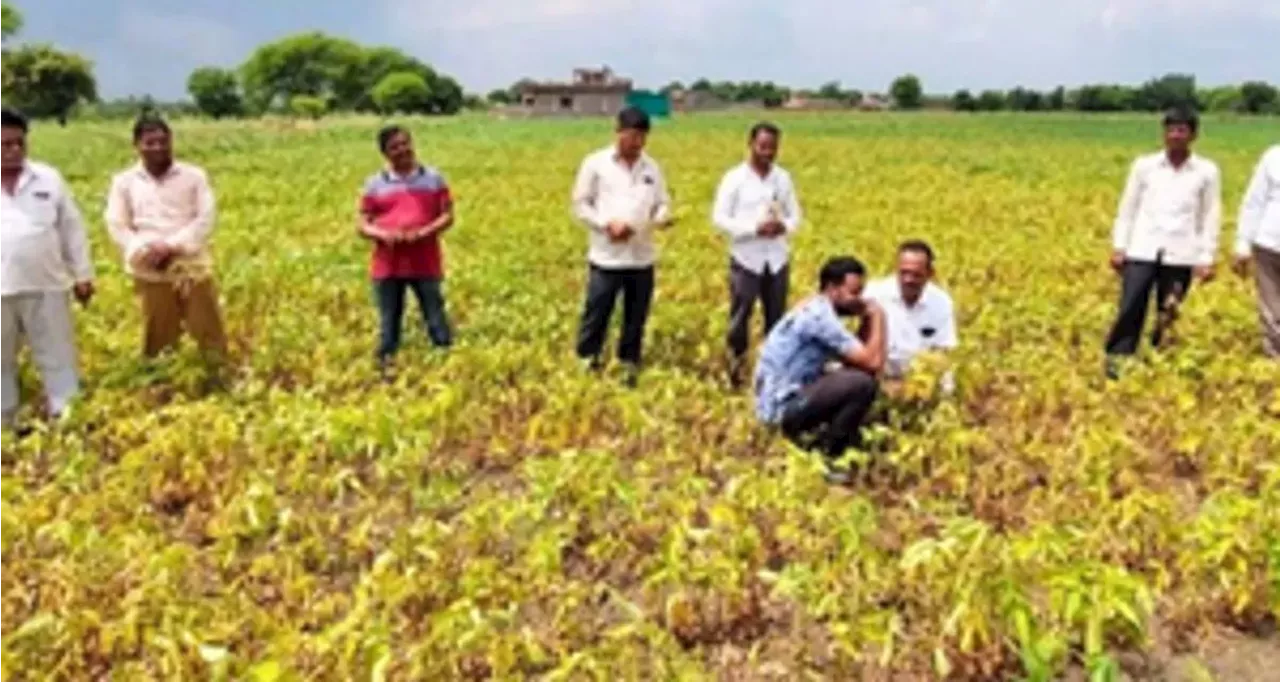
[{"x1": 1234, "y1": 240, "x2": 1254, "y2": 258}]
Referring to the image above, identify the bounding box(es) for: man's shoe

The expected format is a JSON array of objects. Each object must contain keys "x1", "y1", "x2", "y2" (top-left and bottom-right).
[
  {"x1": 727, "y1": 354, "x2": 746, "y2": 389},
  {"x1": 1104, "y1": 356, "x2": 1122, "y2": 381},
  {"x1": 621, "y1": 362, "x2": 640, "y2": 388}
]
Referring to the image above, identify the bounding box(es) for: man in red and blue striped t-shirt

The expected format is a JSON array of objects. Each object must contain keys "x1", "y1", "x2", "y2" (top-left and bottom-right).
[{"x1": 358, "y1": 125, "x2": 454, "y2": 371}]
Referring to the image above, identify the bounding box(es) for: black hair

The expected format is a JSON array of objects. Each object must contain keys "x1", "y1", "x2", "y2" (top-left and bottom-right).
[
  {"x1": 749, "y1": 121, "x2": 780, "y2": 142},
  {"x1": 616, "y1": 106, "x2": 651, "y2": 132},
  {"x1": 377, "y1": 125, "x2": 409, "y2": 153},
  {"x1": 132, "y1": 115, "x2": 171, "y2": 142},
  {"x1": 1162, "y1": 106, "x2": 1199, "y2": 134},
  {"x1": 1, "y1": 108, "x2": 29, "y2": 133},
  {"x1": 898, "y1": 239, "x2": 935, "y2": 267},
  {"x1": 818, "y1": 256, "x2": 867, "y2": 290}
]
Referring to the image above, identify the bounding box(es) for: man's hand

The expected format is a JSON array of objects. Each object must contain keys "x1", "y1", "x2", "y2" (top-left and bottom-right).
[
  {"x1": 606, "y1": 221, "x2": 633, "y2": 243},
  {"x1": 756, "y1": 220, "x2": 785, "y2": 238},
  {"x1": 1233, "y1": 254, "x2": 1251, "y2": 277},
  {"x1": 144, "y1": 243, "x2": 175, "y2": 270},
  {"x1": 72, "y1": 281, "x2": 94, "y2": 306},
  {"x1": 1194, "y1": 264, "x2": 1215, "y2": 283},
  {"x1": 1110, "y1": 250, "x2": 1126, "y2": 273}
]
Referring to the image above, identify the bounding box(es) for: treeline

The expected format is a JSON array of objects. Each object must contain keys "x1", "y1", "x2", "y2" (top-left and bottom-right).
[
  {"x1": 184, "y1": 32, "x2": 468, "y2": 119},
  {"x1": 1, "y1": 3, "x2": 96, "y2": 124},
  {"x1": 948, "y1": 74, "x2": 1278, "y2": 114}
]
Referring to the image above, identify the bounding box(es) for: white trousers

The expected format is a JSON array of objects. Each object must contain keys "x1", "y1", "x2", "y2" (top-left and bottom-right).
[{"x1": 2, "y1": 291, "x2": 81, "y2": 425}]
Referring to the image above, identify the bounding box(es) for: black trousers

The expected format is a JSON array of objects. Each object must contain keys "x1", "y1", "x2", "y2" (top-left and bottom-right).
[
  {"x1": 727, "y1": 260, "x2": 789, "y2": 357},
  {"x1": 1104, "y1": 258, "x2": 1193, "y2": 356},
  {"x1": 576, "y1": 264, "x2": 654, "y2": 366},
  {"x1": 780, "y1": 368, "x2": 879, "y2": 458}
]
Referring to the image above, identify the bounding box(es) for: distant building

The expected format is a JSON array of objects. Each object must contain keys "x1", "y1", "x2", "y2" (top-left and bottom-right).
[{"x1": 516, "y1": 67, "x2": 633, "y2": 116}]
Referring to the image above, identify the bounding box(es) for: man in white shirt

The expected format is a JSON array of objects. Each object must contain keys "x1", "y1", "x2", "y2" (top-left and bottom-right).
[
  {"x1": 1105, "y1": 107, "x2": 1221, "y2": 377},
  {"x1": 864, "y1": 240, "x2": 958, "y2": 393},
  {"x1": 1, "y1": 108, "x2": 95, "y2": 429},
  {"x1": 570, "y1": 106, "x2": 673, "y2": 385},
  {"x1": 1234, "y1": 144, "x2": 1280, "y2": 357},
  {"x1": 712, "y1": 121, "x2": 803, "y2": 387}
]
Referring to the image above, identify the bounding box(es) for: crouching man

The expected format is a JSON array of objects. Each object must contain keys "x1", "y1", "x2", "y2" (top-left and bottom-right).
[
  {"x1": 864, "y1": 240, "x2": 958, "y2": 396},
  {"x1": 753, "y1": 256, "x2": 886, "y2": 483}
]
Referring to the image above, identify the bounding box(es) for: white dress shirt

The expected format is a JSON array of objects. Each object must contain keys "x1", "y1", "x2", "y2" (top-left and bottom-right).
[
  {"x1": 1111, "y1": 151, "x2": 1222, "y2": 267},
  {"x1": 1, "y1": 161, "x2": 94, "y2": 296},
  {"x1": 864, "y1": 277, "x2": 957, "y2": 378},
  {"x1": 711, "y1": 161, "x2": 802, "y2": 274},
  {"x1": 571, "y1": 145, "x2": 671, "y2": 269},
  {"x1": 104, "y1": 161, "x2": 217, "y2": 282},
  {"x1": 1236, "y1": 144, "x2": 1280, "y2": 258}
]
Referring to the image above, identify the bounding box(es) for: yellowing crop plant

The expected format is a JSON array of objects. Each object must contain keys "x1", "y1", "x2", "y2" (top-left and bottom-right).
[{"x1": 2, "y1": 112, "x2": 1276, "y2": 681}]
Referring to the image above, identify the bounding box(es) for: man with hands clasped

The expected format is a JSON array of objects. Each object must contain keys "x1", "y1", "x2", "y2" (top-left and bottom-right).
[
  {"x1": 359, "y1": 125, "x2": 455, "y2": 374},
  {"x1": 713, "y1": 121, "x2": 802, "y2": 387},
  {"x1": 571, "y1": 106, "x2": 674, "y2": 385}
]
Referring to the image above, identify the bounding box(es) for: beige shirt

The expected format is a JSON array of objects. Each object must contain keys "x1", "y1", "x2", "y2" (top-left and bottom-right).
[
  {"x1": 104, "y1": 161, "x2": 216, "y2": 282},
  {"x1": 571, "y1": 145, "x2": 671, "y2": 269}
]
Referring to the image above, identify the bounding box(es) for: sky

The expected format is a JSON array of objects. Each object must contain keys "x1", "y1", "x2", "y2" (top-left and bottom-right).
[{"x1": 12, "y1": 0, "x2": 1280, "y2": 100}]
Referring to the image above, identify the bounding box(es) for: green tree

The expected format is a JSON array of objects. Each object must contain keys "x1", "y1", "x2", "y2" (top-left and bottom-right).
[
  {"x1": 2, "y1": 2, "x2": 22, "y2": 41},
  {"x1": 1, "y1": 43, "x2": 97, "y2": 124},
  {"x1": 976, "y1": 90, "x2": 1005, "y2": 111},
  {"x1": 952, "y1": 89, "x2": 977, "y2": 112},
  {"x1": 186, "y1": 66, "x2": 243, "y2": 119},
  {"x1": 371, "y1": 71, "x2": 432, "y2": 114},
  {"x1": 1239, "y1": 81, "x2": 1279, "y2": 114},
  {"x1": 486, "y1": 88, "x2": 512, "y2": 105},
  {"x1": 1046, "y1": 86, "x2": 1067, "y2": 111},
  {"x1": 889, "y1": 73, "x2": 923, "y2": 109},
  {"x1": 1006, "y1": 87, "x2": 1044, "y2": 111},
  {"x1": 1135, "y1": 73, "x2": 1198, "y2": 111},
  {"x1": 240, "y1": 32, "x2": 365, "y2": 112},
  {"x1": 288, "y1": 94, "x2": 327, "y2": 120},
  {"x1": 429, "y1": 74, "x2": 463, "y2": 114}
]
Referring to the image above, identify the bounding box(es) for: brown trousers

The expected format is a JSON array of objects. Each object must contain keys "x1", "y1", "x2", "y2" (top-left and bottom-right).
[
  {"x1": 1255, "y1": 245, "x2": 1280, "y2": 358},
  {"x1": 134, "y1": 278, "x2": 228, "y2": 358}
]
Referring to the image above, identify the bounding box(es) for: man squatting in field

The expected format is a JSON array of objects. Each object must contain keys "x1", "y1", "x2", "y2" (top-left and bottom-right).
[
  {"x1": 754, "y1": 256, "x2": 887, "y2": 484},
  {"x1": 571, "y1": 106, "x2": 674, "y2": 386},
  {"x1": 864, "y1": 240, "x2": 959, "y2": 394},
  {"x1": 1104, "y1": 106, "x2": 1222, "y2": 378},
  {"x1": 105, "y1": 115, "x2": 229, "y2": 362},
  {"x1": 358, "y1": 125, "x2": 455, "y2": 376},
  {"x1": 1, "y1": 108, "x2": 95, "y2": 429},
  {"x1": 712, "y1": 121, "x2": 803, "y2": 388},
  {"x1": 1234, "y1": 144, "x2": 1280, "y2": 358}
]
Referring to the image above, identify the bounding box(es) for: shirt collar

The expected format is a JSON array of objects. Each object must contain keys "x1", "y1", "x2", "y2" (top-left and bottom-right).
[
  {"x1": 744, "y1": 161, "x2": 775, "y2": 181},
  {"x1": 134, "y1": 161, "x2": 181, "y2": 181},
  {"x1": 610, "y1": 146, "x2": 648, "y2": 169},
  {"x1": 14, "y1": 161, "x2": 41, "y2": 193},
  {"x1": 382, "y1": 164, "x2": 425, "y2": 182},
  {"x1": 1157, "y1": 151, "x2": 1199, "y2": 170}
]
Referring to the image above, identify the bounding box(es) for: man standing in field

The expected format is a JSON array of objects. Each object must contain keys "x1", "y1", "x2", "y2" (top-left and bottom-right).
[
  {"x1": 105, "y1": 116, "x2": 228, "y2": 362},
  {"x1": 864, "y1": 240, "x2": 958, "y2": 394},
  {"x1": 754, "y1": 256, "x2": 886, "y2": 484},
  {"x1": 571, "y1": 106, "x2": 673, "y2": 385},
  {"x1": 358, "y1": 125, "x2": 454, "y2": 375},
  {"x1": 1104, "y1": 107, "x2": 1221, "y2": 378},
  {"x1": 713, "y1": 121, "x2": 803, "y2": 388},
  {"x1": 1233, "y1": 144, "x2": 1280, "y2": 358},
  {"x1": 1, "y1": 108, "x2": 95, "y2": 429}
]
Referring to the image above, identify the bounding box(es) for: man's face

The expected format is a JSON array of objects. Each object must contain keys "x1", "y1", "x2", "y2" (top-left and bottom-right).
[
  {"x1": 1163, "y1": 122, "x2": 1195, "y2": 153},
  {"x1": 750, "y1": 131, "x2": 778, "y2": 167},
  {"x1": 896, "y1": 250, "x2": 933, "y2": 303},
  {"x1": 383, "y1": 131, "x2": 415, "y2": 169},
  {"x1": 1, "y1": 125, "x2": 26, "y2": 171},
  {"x1": 830, "y1": 274, "x2": 867, "y2": 316},
  {"x1": 136, "y1": 128, "x2": 173, "y2": 168},
  {"x1": 616, "y1": 127, "x2": 647, "y2": 159}
]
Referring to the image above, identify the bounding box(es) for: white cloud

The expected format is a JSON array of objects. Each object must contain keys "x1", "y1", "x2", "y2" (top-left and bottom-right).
[{"x1": 115, "y1": 5, "x2": 244, "y2": 65}]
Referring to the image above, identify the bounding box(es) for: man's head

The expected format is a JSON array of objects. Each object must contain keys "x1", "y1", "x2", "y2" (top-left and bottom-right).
[
  {"x1": 748, "y1": 121, "x2": 780, "y2": 168},
  {"x1": 615, "y1": 106, "x2": 650, "y2": 160},
  {"x1": 1162, "y1": 106, "x2": 1199, "y2": 155},
  {"x1": 895, "y1": 239, "x2": 936, "y2": 305},
  {"x1": 1, "y1": 108, "x2": 29, "y2": 173},
  {"x1": 818, "y1": 256, "x2": 868, "y2": 316},
  {"x1": 132, "y1": 115, "x2": 173, "y2": 170},
  {"x1": 377, "y1": 125, "x2": 416, "y2": 171}
]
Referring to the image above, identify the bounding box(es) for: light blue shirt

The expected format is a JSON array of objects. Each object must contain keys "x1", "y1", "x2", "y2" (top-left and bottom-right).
[{"x1": 753, "y1": 296, "x2": 862, "y2": 424}]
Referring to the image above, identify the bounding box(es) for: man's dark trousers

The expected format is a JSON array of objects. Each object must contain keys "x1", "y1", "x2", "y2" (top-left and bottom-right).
[
  {"x1": 728, "y1": 259, "x2": 789, "y2": 358},
  {"x1": 780, "y1": 368, "x2": 879, "y2": 458},
  {"x1": 1104, "y1": 256, "x2": 1193, "y2": 355},
  {"x1": 576, "y1": 264, "x2": 654, "y2": 366}
]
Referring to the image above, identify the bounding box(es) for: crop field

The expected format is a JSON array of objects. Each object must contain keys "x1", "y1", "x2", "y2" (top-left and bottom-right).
[{"x1": 2, "y1": 112, "x2": 1278, "y2": 680}]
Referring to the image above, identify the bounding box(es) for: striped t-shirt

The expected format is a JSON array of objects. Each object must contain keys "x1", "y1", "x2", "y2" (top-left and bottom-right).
[{"x1": 360, "y1": 165, "x2": 452, "y2": 279}]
